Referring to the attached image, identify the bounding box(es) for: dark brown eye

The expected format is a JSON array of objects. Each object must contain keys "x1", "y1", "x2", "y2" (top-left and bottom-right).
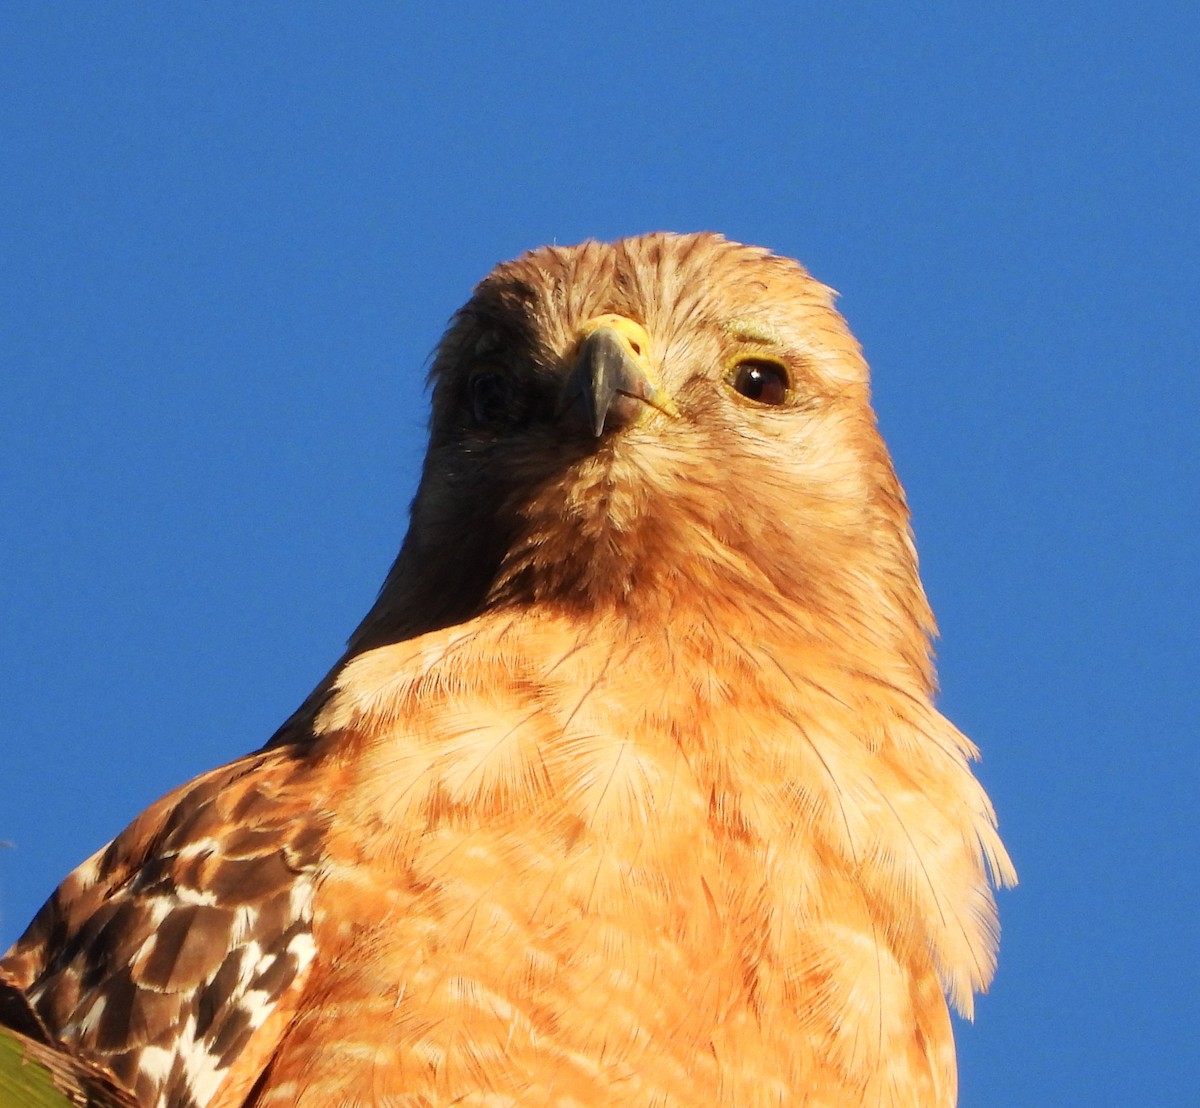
[
  {"x1": 469, "y1": 372, "x2": 515, "y2": 425},
  {"x1": 731, "y1": 360, "x2": 789, "y2": 406}
]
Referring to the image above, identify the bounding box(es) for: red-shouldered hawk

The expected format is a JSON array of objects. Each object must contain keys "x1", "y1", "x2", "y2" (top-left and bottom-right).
[{"x1": 2, "y1": 233, "x2": 1014, "y2": 1107}]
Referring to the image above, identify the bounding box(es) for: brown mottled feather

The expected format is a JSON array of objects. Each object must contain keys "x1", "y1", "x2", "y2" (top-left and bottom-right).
[
  {"x1": 2, "y1": 233, "x2": 1013, "y2": 1107},
  {"x1": 4, "y1": 747, "x2": 332, "y2": 1107}
]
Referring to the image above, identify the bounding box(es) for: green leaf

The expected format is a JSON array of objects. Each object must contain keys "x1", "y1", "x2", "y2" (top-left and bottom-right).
[
  {"x1": 0, "y1": 1027, "x2": 78, "y2": 1108},
  {"x1": 0, "y1": 1026, "x2": 138, "y2": 1108}
]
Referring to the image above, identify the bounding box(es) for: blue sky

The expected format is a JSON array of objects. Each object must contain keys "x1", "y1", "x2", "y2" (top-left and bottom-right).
[{"x1": 2, "y1": 4, "x2": 1196, "y2": 1104}]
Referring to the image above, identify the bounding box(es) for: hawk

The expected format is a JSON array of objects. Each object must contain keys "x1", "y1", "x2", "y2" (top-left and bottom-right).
[{"x1": 1, "y1": 233, "x2": 1014, "y2": 1107}]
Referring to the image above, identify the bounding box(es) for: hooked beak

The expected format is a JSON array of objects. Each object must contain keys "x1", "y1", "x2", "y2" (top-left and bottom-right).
[{"x1": 559, "y1": 314, "x2": 678, "y2": 437}]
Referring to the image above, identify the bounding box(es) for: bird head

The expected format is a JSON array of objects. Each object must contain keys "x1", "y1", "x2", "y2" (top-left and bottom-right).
[{"x1": 356, "y1": 233, "x2": 934, "y2": 685}]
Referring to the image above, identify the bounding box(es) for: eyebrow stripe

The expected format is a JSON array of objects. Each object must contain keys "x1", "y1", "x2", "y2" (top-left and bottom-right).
[{"x1": 721, "y1": 318, "x2": 782, "y2": 345}]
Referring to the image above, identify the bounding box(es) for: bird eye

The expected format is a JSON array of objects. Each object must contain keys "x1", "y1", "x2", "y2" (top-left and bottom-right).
[
  {"x1": 730, "y1": 359, "x2": 789, "y2": 406},
  {"x1": 469, "y1": 372, "x2": 515, "y2": 425}
]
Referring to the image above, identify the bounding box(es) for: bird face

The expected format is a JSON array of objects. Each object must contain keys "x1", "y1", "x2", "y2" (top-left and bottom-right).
[{"x1": 392, "y1": 233, "x2": 924, "y2": 662}]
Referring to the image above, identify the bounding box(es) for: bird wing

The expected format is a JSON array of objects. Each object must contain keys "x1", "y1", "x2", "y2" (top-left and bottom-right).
[{"x1": 1, "y1": 745, "x2": 332, "y2": 1108}]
